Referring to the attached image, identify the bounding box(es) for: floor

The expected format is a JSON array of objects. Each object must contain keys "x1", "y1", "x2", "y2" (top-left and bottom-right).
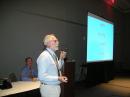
[{"x1": 75, "y1": 77, "x2": 130, "y2": 97}]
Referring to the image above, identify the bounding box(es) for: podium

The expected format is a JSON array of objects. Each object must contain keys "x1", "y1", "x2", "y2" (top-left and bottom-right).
[{"x1": 60, "y1": 61, "x2": 75, "y2": 97}]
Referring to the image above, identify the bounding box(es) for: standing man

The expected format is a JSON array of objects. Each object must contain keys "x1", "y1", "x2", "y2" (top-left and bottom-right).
[{"x1": 37, "y1": 34, "x2": 68, "y2": 97}]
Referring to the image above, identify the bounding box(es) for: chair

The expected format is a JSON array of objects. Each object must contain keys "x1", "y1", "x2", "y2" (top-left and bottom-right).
[{"x1": 8, "y1": 73, "x2": 17, "y2": 82}]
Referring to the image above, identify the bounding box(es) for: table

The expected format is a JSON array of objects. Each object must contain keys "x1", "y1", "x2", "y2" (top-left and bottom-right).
[
  {"x1": 0, "y1": 61, "x2": 75, "y2": 97},
  {"x1": 0, "y1": 81, "x2": 40, "y2": 97}
]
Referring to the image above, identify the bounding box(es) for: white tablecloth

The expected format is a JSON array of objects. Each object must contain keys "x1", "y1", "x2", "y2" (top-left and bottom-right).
[{"x1": 0, "y1": 81, "x2": 40, "y2": 97}]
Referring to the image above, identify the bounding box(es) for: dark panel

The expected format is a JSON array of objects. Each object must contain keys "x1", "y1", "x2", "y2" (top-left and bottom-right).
[
  {"x1": 85, "y1": 61, "x2": 114, "y2": 86},
  {"x1": 61, "y1": 61, "x2": 75, "y2": 97}
]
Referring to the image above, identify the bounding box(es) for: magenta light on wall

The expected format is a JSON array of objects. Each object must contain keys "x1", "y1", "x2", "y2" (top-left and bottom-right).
[{"x1": 104, "y1": 0, "x2": 116, "y2": 6}]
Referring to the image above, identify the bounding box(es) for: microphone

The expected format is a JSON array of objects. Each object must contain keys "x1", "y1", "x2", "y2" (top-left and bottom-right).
[{"x1": 60, "y1": 48, "x2": 68, "y2": 52}]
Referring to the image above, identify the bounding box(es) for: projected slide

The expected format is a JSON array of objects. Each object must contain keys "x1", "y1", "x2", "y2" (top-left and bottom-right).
[{"x1": 87, "y1": 12, "x2": 114, "y2": 63}]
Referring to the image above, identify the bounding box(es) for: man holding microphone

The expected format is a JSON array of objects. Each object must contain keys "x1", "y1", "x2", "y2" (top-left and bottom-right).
[{"x1": 37, "y1": 34, "x2": 68, "y2": 97}]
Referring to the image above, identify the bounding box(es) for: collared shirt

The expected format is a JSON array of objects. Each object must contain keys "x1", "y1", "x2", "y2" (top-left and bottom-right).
[
  {"x1": 21, "y1": 65, "x2": 37, "y2": 81},
  {"x1": 37, "y1": 48, "x2": 64, "y2": 85}
]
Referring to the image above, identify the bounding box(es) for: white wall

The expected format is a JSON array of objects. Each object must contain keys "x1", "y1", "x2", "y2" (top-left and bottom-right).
[{"x1": 0, "y1": 0, "x2": 122, "y2": 80}]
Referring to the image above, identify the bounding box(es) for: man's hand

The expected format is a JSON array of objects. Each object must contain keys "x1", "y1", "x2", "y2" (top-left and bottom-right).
[
  {"x1": 60, "y1": 51, "x2": 67, "y2": 60},
  {"x1": 32, "y1": 77, "x2": 37, "y2": 81},
  {"x1": 58, "y1": 76, "x2": 68, "y2": 83}
]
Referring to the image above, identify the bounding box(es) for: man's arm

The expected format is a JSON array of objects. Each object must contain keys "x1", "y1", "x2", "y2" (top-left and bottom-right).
[
  {"x1": 58, "y1": 51, "x2": 66, "y2": 69},
  {"x1": 58, "y1": 59, "x2": 64, "y2": 69}
]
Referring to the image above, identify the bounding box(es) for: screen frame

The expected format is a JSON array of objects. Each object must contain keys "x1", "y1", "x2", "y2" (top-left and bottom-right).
[{"x1": 86, "y1": 12, "x2": 114, "y2": 63}]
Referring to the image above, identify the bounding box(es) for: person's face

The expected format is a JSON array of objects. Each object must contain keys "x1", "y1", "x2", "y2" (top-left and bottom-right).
[
  {"x1": 26, "y1": 59, "x2": 33, "y2": 67},
  {"x1": 48, "y1": 37, "x2": 59, "y2": 51}
]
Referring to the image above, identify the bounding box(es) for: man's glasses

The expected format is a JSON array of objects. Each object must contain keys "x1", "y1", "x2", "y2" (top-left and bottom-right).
[{"x1": 52, "y1": 40, "x2": 58, "y2": 43}]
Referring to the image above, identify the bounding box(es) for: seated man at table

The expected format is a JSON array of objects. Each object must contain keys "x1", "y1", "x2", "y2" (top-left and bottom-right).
[{"x1": 21, "y1": 57, "x2": 37, "y2": 81}]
